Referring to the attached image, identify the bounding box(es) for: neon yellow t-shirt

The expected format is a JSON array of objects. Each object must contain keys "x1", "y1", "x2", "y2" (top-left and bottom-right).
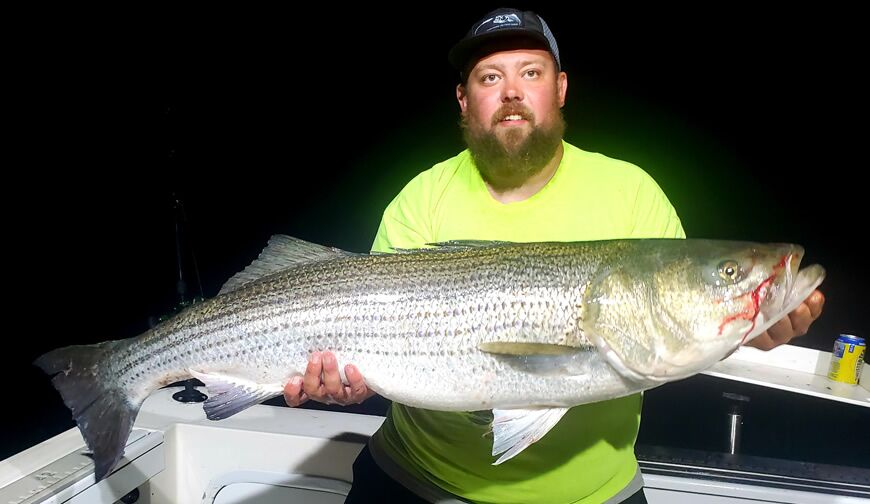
[{"x1": 370, "y1": 141, "x2": 685, "y2": 504}]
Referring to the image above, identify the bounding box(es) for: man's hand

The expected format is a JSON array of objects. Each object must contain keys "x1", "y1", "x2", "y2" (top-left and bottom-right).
[
  {"x1": 283, "y1": 351, "x2": 375, "y2": 407},
  {"x1": 746, "y1": 289, "x2": 825, "y2": 350}
]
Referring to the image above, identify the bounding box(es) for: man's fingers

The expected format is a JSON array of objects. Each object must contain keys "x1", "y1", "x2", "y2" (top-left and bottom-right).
[
  {"x1": 766, "y1": 316, "x2": 795, "y2": 345},
  {"x1": 321, "y1": 352, "x2": 348, "y2": 402},
  {"x1": 346, "y1": 364, "x2": 368, "y2": 402},
  {"x1": 303, "y1": 352, "x2": 324, "y2": 396},
  {"x1": 747, "y1": 333, "x2": 776, "y2": 351},
  {"x1": 290, "y1": 352, "x2": 370, "y2": 406},
  {"x1": 807, "y1": 290, "x2": 825, "y2": 319},
  {"x1": 283, "y1": 376, "x2": 308, "y2": 407},
  {"x1": 787, "y1": 303, "x2": 813, "y2": 338}
]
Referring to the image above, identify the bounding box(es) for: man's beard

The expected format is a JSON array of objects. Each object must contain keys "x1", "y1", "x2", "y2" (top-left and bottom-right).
[{"x1": 461, "y1": 102, "x2": 565, "y2": 191}]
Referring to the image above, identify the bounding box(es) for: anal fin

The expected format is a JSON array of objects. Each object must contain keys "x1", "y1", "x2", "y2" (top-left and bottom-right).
[{"x1": 189, "y1": 369, "x2": 284, "y2": 420}]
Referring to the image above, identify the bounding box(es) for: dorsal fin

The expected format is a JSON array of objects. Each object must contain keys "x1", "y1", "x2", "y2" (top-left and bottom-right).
[
  {"x1": 391, "y1": 240, "x2": 513, "y2": 254},
  {"x1": 219, "y1": 235, "x2": 357, "y2": 295},
  {"x1": 428, "y1": 239, "x2": 513, "y2": 250}
]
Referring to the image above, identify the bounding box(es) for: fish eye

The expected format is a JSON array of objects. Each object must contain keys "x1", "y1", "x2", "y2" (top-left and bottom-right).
[{"x1": 718, "y1": 260, "x2": 742, "y2": 283}]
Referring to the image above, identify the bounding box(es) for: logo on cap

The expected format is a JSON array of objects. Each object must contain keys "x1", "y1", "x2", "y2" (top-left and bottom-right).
[{"x1": 474, "y1": 13, "x2": 522, "y2": 35}]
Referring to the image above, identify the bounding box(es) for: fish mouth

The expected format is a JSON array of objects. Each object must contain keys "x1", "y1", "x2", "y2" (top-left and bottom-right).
[{"x1": 740, "y1": 248, "x2": 825, "y2": 345}]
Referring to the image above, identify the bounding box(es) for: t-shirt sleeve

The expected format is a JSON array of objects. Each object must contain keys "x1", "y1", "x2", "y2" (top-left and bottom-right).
[
  {"x1": 628, "y1": 170, "x2": 686, "y2": 239},
  {"x1": 371, "y1": 173, "x2": 434, "y2": 253}
]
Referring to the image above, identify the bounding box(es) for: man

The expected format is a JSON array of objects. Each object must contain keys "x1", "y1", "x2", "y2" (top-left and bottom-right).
[{"x1": 284, "y1": 8, "x2": 825, "y2": 503}]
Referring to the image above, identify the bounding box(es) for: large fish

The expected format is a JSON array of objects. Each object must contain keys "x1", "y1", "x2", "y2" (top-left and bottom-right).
[{"x1": 35, "y1": 235, "x2": 824, "y2": 480}]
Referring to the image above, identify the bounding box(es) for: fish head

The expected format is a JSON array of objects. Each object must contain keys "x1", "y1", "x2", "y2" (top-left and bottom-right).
[{"x1": 582, "y1": 239, "x2": 825, "y2": 383}]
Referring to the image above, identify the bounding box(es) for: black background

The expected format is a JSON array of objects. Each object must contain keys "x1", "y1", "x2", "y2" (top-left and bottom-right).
[{"x1": 4, "y1": 4, "x2": 867, "y2": 466}]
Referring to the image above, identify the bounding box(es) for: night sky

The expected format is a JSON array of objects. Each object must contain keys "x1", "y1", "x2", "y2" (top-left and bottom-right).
[{"x1": 5, "y1": 5, "x2": 867, "y2": 466}]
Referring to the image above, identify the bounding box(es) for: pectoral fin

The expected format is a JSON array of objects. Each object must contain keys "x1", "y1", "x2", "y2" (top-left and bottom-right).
[
  {"x1": 480, "y1": 342, "x2": 595, "y2": 376},
  {"x1": 490, "y1": 407, "x2": 570, "y2": 464},
  {"x1": 479, "y1": 342, "x2": 578, "y2": 355}
]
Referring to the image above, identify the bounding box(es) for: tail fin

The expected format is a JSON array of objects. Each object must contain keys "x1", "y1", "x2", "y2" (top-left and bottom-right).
[{"x1": 34, "y1": 341, "x2": 140, "y2": 481}]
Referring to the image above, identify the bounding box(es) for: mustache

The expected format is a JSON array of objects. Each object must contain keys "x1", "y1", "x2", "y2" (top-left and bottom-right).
[{"x1": 491, "y1": 104, "x2": 535, "y2": 126}]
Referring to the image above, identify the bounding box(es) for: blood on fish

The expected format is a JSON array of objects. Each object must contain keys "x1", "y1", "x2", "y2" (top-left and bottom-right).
[{"x1": 718, "y1": 254, "x2": 791, "y2": 343}]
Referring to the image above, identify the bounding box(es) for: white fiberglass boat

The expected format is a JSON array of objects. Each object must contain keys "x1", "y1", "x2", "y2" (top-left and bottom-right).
[{"x1": 2, "y1": 344, "x2": 867, "y2": 504}]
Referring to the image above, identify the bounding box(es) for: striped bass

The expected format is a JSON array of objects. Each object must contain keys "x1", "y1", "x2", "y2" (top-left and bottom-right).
[{"x1": 35, "y1": 235, "x2": 825, "y2": 480}]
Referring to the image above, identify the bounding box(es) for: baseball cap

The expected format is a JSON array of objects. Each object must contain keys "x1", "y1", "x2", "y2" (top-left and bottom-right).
[{"x1": 448, "y1": 8, "x2": 561, "y2": 81}]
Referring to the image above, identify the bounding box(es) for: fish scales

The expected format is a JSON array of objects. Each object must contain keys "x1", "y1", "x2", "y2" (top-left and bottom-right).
[
  {"x1": 35, "y1": 236, "x2": 825, "y2": 479},
  {"x1": 118, "y1": 242, "x2": 612, "y2": 409}
]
